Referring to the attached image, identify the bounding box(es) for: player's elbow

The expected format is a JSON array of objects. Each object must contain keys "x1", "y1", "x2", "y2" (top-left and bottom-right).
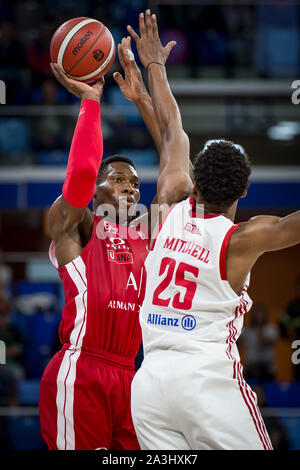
[
  {"x1": 158, "y1": 175, "x2": 192, "y2": 206},
  {"x1": 162, "y1": 127, "x2": 188, "y2": 146}
]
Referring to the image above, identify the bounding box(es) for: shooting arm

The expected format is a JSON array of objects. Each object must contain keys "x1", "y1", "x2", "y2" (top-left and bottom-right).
[{"x1": 47, "y1": 63, "x2": 104, "y2": 244}]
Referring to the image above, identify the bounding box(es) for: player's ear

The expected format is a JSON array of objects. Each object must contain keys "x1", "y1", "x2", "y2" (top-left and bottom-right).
[
  {"x1": 241, "y1": 188, "x2": 248, "y2": 198},
  {"x1": 192, "y1": 186, "x2": 198, "y2": 196}
]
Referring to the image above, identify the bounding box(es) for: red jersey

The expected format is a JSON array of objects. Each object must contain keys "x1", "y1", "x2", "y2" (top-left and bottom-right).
[{"x1": 49, "y1": 213, "x2": 148, "y2": 361}]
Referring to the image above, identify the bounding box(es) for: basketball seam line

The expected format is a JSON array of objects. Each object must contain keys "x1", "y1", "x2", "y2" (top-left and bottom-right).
[
  {"x1": 66, "y1": 24, "x2": 105, "y2": 76},
  {"x1": 56, "y1": 19, "x2": 99, "y2": 72}
]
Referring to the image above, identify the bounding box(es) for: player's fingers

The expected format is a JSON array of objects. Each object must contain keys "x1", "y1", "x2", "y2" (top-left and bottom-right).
[
  {"x1": 113, "y1": 72, "x2": 125, "y2": 87},
  {"x1": 138, "y1": 12, "x2": 147, "y2": 38},
  {"x1": 127, "y1": 24, "x2": 139, "y2": 44},
  {"x1": 121, "y1": 40, "x2": 134, "y2": 70},
  {"x1": 53, "y1": 63, "x2": 65, "y2": 76},
  {"x1": 50, "y1": 62, "x2": 57, "y2": 78},
  {"x1": 118, "y1": 43, "x2": 126, "y2": 69},
  {"x1": 126, "y1": 36, "x2": 132, "y2": 51},
  {"x1": 165, "y1": 41, "x2": 177, "y2": 58},
  {"x1": 122, "y1": 36, "x2": 132, "y2": 55},
  {"x1": 92, "y1": 76, "x2": 105, "y2": 91},
  {"x1": 55, "y1": 64, "x2": 70, "y2": 84},
  {"x1": 121, "y1": 37, "x2": 130, "y2": 57},
  {"x1": 126, "y1": 48, "x2": 136, "y2": 68},
  {"x1": 145, "y1": 9, "x2": 153, "y2": 39},
  {"x1": 51, "y1": 63, "x2": 67, "y2": 85},
  {"x1": 151, "y1": 13, "x2": 159, "y2": 39}
]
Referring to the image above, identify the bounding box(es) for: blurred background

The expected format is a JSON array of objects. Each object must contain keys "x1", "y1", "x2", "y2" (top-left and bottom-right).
[{"x1": 0, "y1": 0, "x2": 300, "y2": 451}]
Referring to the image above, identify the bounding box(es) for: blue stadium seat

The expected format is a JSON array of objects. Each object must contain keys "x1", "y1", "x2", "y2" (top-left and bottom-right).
[
  {"x1": 264, "y1": 381, "x2": 300, "y2": 407},
  {"x1": 37, "y1": 150, "x2": 69, "y2": 166},
  {"x1": 18, "y1": 379, "x2": 40, "y2": 405},
  {"x1": 0, "y1": 118, "x2": 29, "y2": 152},
  {"x1": 278, "y1": 417, "x2": 300, "y2": 450},
  {"x1": 26, "y1": 259, "x2": 60, "y2": 282},
  {"x1": 16, "y1": 281, "x2": 58, "y2": 296},
  {"x1": 107, "y1": 87, "x2": 142, "y2": 124},
  {"x1": 10, "y1": 311, "x2": 31, "y2": 344},
  {"x1": 24, "y1": 312, "x2": 61, "y2": 378},
  {"x1": 119, "y1": 148, "x2": 157, "y2": 167},
  {"x1": 196, "y1": 31, "x2": 228, "y2": 66},
  {"x1": 8, "y1": 416, "x2": 45, "y2": 450}
]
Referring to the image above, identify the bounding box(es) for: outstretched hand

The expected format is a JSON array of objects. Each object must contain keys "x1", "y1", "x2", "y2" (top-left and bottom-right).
[
  {"x1": 127, "y1": 9, "x2": 176, "y2": 69},
  {"x1": 113, "y1": 36, "x2": 147, "y2": 103},
  {"x1": 50, "y1": 63, "x2": 105, "y2": 102}
]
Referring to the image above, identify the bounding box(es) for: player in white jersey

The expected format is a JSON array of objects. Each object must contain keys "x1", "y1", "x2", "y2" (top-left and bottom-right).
[{"x1": 128, "y1": 10, "x2": 300, "y2": 450}]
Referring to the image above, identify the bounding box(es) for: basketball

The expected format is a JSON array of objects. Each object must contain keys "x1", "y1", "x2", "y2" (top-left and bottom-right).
[{"x1": 50, "y1": 17, "x2": 115, "y2": 83}]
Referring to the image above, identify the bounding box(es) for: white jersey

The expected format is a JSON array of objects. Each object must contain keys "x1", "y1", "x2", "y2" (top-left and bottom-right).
[
  {"x1": 133, "y1": 198, "x2": 273, "y2": 450},
  {"x1": 140, "y1": 197, "x2": 252, "y2": 356}
]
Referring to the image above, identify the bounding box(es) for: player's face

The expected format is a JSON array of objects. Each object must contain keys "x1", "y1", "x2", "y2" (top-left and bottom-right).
[{"x1": 94, "y1": 162, "x2": 140, "y2": 217}]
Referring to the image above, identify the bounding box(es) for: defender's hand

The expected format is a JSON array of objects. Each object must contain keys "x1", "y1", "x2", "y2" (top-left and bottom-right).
[
  {"x1": 113, "y1": 36, "x2": 147, "y2": 103},
  {"x1": 127, "y1": 9, "x2": 176, "y2": 69},
  {"x1": 50, "y1": 63, "x2": 105, "y2": 102}
]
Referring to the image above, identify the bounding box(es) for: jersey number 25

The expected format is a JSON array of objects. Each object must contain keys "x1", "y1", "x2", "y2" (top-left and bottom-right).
[{"x1": 152, "y1": 257, "x2": 199, "y2": 311}]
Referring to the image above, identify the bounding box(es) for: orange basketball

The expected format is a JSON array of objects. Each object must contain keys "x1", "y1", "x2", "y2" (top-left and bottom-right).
[{"x1": 50, "y1": 17, "x2": 115, "y2": 83}]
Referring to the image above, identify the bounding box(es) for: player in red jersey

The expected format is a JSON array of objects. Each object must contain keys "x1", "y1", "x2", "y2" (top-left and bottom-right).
[{"x1": 38, "y1": 36, "x2": 183, "y2": 450}]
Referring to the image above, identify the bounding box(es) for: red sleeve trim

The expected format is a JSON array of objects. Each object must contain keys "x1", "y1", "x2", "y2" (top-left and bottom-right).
[{"x1": 219, "y1": 223, "x2": 241, "y2": 280}]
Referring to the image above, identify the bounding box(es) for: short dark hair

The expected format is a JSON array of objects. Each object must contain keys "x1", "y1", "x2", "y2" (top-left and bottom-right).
[
  {"x1": 96, "y1": 154, "x2": 136, "y2": 184},
  {"x1": 193, "y1": 140, "x2": 251, "y2": 207}
]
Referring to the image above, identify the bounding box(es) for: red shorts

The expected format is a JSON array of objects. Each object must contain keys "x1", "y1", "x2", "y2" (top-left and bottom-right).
[{"x1": 39, "y1": 345, "x2": 140, "y2": 450}]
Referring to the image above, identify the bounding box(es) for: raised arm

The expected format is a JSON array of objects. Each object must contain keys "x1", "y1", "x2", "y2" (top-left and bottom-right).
[
  {"x1": 226, "y1": 211, "x2": 300, "y2": 294},
  {"x1": 48, "y1": 64, "x2": 104, "y2": 266},
  {"x1": 113, "y1": 36, "x2": 162, "y2": 156},
  {"x1": 128, "y1": 10, "x2": 193, "y2": 206}
]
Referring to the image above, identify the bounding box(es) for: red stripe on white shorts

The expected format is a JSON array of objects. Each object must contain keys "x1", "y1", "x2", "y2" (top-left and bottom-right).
[{"x1": 225, "y1": 289, "x2": 272, "y2": 449}]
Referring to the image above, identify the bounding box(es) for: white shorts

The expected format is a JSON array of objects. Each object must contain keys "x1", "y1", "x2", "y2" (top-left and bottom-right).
[{"x1": 131, "y1": 349, "x2": 273, "y2": 450}]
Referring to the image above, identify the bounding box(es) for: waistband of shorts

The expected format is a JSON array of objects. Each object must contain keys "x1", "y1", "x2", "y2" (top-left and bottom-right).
[{"x1": 62, "y1": 343, "x2": 135, "y2": 370}]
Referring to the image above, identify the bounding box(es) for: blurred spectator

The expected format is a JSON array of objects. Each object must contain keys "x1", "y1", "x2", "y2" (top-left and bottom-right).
[
  {"x1": 254, "y1": 2, "x2": 299, "y2": 78},
  {"x1": 31, "y1": 114, "x2": 67, "y2": 154},
  {"x1": 26, "y1": 23, "x2": 52, "y2": 87},
  {"x1": 0, "y1": 20, "x2": 28, "y2": 104},
  {"x1": 32, "y1": 77, "x2": 72, "y2": 105},
  {"x1": 253, "y1": 384, "x2": 290, "y2": 450},
  {"x1": 240, "y1": 303, "x2": 279, "y2": 382},
  {"x1": 0, "y1": 364, "x2": 19, "y2": 450},
  {"x1": 0, "y1": 249, "x2": 12, "y2": 299},
  {"x1": 159, "y1": 29, "x2": 189, "y2": 66},
  {"x1": 0, "y1": 294, "x2": 20, "y2": 449},
  {"x1": 0, "y1": 297, "x2": 25, "y2": 380},
  {"x1": 0, "y1": 21, "x2": 26, "y2": 69},
  {"x1": 279, "y1": 275, "x2": 300, "y2": 380},
  {"x1": 0, "y1": 363, "x2": 18, "y2": 405}
]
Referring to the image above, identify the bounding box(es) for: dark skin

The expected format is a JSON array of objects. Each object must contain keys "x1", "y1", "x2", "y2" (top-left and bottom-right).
[
  {"x1": 93, "y1": 162, "x2": 140, "y2": 214},
  {"x1": 48, "y1": 35, "x2": 179, "y2": 269},
  {"x1": 49, "y1": 162, "x2": 141, "y2": 268},
  {"x1": 130, "y1": 9, "x2": 300, "y2": 298}
]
